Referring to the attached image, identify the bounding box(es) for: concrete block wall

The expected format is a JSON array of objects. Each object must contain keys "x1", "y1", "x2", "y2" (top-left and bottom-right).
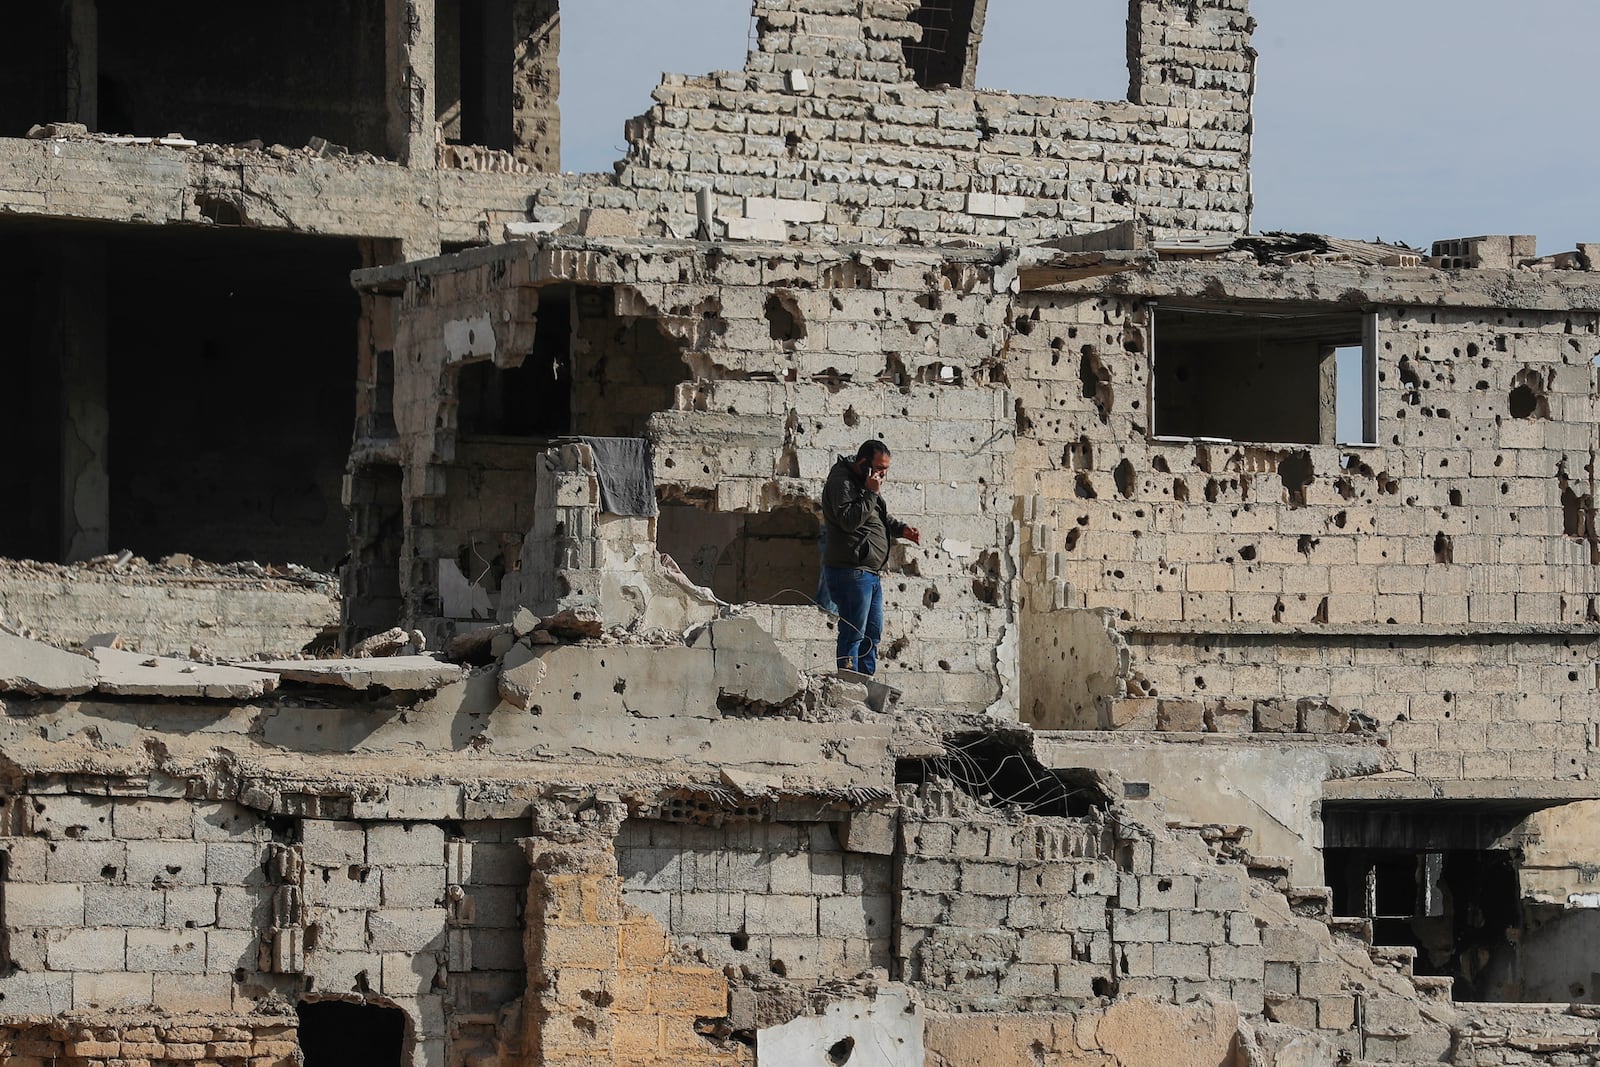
[
  {"x1": 1122, "y1": 632, "x2": 1600, "y2": 780},
  {"x1": 598, "y1": 0, "x2": 1255, "y2": 246},
  {"x1": 1008, "y1": 283, "x2": 1600, "y2": 780},
  {"x1": 617, "y1": 818, "x2": 893, "y2": 983},
  {"x1": 0, "y1": 796, "x2": 275, "y2": 1017},
  {"x1": 0, "y1": 797, "x2": 529, "y2": 1067},
  {"x1": 896, "y1": 802, "x2": 1264, "y2": 1012}
]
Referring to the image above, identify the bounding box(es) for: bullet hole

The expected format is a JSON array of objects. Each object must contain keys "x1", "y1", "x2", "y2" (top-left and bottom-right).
[
  {"x1": 1114, "y1": 459, "x2": 1136, "y2": 499},
  {"x1": 1204, "y1": 479, "x2": 1220, "y2": 503},
  {"x1": 1074, "y1": 472, "x2": 1097, "y2": 499},
  {"x1": 730, "y1": 932, "x2": 749, "y2": 950},
  {"x1": 881, "y1": 353, "x2": 911, "y2": 393},
  {"x1": 884, "y1": 636, "x2": 909, "y2": 661},
  {"x1": 613, "y1": 679, "x2": 626, "y2": 694},
  {"x1": 938, "y1": 660, "x2": 951, "y2": 671},
  {"x1": 1279, "y1": 451, "x2": 1315, "y2": 507},
  {"x1": 1434, "y1": 532, "x2": 1453, "y2": 564},
  {"x1": 1312, "y1": 597, "x2": 1330, "y2": 624},
  {"x1": 1013, "y1": 400, "x2": 1032, "y2": 435},
  {"x1": 1449, "y1": 489, "x2": 1463, "y2": 507},
  {"x1": 100, "y1": 865, "x2": 119, "y2": 880},
  {"x1": 1173, "y1": 479, "x2": 1189, "y2": 503},
  {"x1": 769, "y1": 959, "x2": 787, "y2": 977},
  {"x1": 1239, "y1": 545, "x2": 1257, "y2": 561},
  {"x1": 764, "y1": 292, "x2": 804, "y2": 341},
  {"x1": 1063, "y1": 528, "x2": 1082, "y2": 552},
  {"x1": 1508, "y1": 368, "x2": 1550, "y2": 419},
  {"x1": 1050, "y1": 337, "x2": 1065, "y2": 366},
  {"x1": 923, "y1": 587, "x2": 941, "y2": 608},
  {"x1": 970, "y1": 551, "x2": 1003, "y2": 604},
  {"x1": 1332, "y1": 511, "x2": 1348, "y2": 529},
  {"x1": 1467, "y1": 342, "x2": 1480, "y2": 358},
  {"x1": 1064, "y1": 436, "x2": 1094, "y2": 470},
  {"x1": 827, "y1": 1037, "x2": 856, "y2": 1064},
  {"x1": 1079, "y1": 346, "x2": 1114, "y2": 423}
]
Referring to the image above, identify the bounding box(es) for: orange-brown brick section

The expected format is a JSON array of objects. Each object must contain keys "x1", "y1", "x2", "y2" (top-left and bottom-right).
[{"x1": 526, "y1": 834, "x2": 750, "y2": 1067}]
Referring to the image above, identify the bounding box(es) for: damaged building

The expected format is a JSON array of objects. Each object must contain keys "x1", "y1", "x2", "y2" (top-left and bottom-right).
[{"x1": 1, "y1": 0, "x2": 1598, "y2": 1064}]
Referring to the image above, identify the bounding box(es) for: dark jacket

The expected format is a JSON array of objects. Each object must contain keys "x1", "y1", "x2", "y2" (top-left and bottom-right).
[{"x1": 822, "y1": 455, "x2": 906, "y2": 572}]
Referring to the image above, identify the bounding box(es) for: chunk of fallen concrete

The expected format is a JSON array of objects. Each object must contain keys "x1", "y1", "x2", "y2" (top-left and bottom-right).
[
  {"x1": 497, "y1": 643, "x2": 547, "y2": 710},
  {"x1": 0, "y1": 631, "x2": 98, "y2": 696},
  {"x1": 93, "y1": 647, "x2": 278, "y2": 700},
  {"x1": 540, "y1": 607, "x2": 604, "y2": 641},
  {"x1": 688, "y1": 617, "x2": 801, "y2": 706},
  {"x1": 236, "y1": 656, "x2": 464, "y2": 691}
]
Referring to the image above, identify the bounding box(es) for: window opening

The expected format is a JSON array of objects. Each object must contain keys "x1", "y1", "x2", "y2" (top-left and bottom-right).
[
  {"x1": 904, "y1": 0, "x2": 981, "y2": 90},
  {"x1": 973, "y1": 0, "x2": 1130, "y2": 100},
  {"x1": 1150, "y1": 304, "x2": 1374, "y2": 446},
  {"x1": 457, "y1": 289, "x2": 572, "y2": 439},
  {"x1": 297, "y1": 1000, "x2": 407, "y2": 1066}
]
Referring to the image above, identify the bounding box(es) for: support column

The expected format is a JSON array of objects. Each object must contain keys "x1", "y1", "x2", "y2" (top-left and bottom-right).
[
  {"x1": 49, "y1": 239, "x2": 109, "y2": 561},
  {"x1": 510, "y1": 0, "x2": 560, "y2": 172},
  {"x1": 385, "y1": 0, "x2": 437, "y2": 168},
  {"x1": 64, "y1": 0, "x2": 98, "y2": 129}
]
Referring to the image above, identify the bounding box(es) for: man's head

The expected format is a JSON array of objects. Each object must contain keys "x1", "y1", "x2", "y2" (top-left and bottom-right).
[{"x1": 853, "y1": 440, "x2": 891, "y2": 480}]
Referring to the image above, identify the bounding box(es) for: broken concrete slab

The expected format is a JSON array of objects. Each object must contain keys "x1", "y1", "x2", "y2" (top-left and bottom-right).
[
  {"x1": 688, "y1": 616, "x2": 802, "y2": 707},
  {"x1": 0, "y1": 631, "x2": 98, "y2": 696},
  {"x1": 498, "y1": 643, "x2": 714, "y2": 717},
  {"x1": 235, "y1": 656, "x2": 464, "y2": 691},
  {"x1": 92, "y1": 647, "x2": 279, "y2": 700}
]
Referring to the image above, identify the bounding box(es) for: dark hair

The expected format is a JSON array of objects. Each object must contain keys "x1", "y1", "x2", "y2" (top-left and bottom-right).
[{"x1": 854, "y1": 439, "x2": 891, "y2": 463}]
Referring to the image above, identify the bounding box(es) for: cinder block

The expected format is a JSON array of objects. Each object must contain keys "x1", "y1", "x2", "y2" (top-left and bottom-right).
[
  {"x1": 1153, "y1": 943, "x2": 1209, "y2": 979},
  {"x1": 1209, "y1": 943, "x2": 1264, "y2": 980},
  {"x1": 29, "y1": 795, "x2": 114, "y2": 841},
  {"x1": 206, "y1": 928, "x2": 258, "y2": 972},
  {"x1": 126, "y1": 929, "x2": 206, "y2": 973},
  {"x1": 124, "y1": 840, "x2": 207, "y2": 886},
  {"x1": 46, "y1": 839, "x2": 128, "y2": 882},
  {"x1": 675, "y1": 892, "x2": 745, "y2": 935},
  {"x1": 114, "y1": 799, "x2": 191, "y2": 840},
  {"x1": 85, "y1": 885, "x2": 164, "y2": 928},
  {"x1": 6, "y1": 881, "x2": 85, "y2": 926},
  {"x1": 153, "y1": 972, "x2": 234, "y2": 1013},
  {"x1": 1110, "y1": 909, "x2": 1169, "y2": 942},
  {"x1": 367, "y1": 909, "x2": 447, "y2": 953},
  {"x1": 960, "y1": 861, "x2": 1018, "y2": 897},
  {"x1": 380, "y1": 951, "x2": 437, "y2": 997},
  {"x1": 744, "y1": 894, "x2": 817, "y2": 936},
  {"x1": 301, "y1": 820, "x2": 366, "y2": 867},
  {"x1": 1168, "y1": 909, "x2": 1225, "y2": 945},
  {"x1": 367, "y1": 824, "x2": 446, "y2": 867},
  {"x1": 47, "y1": 927, "x2": 127, "y2": 971},
  {"x1": 0, "y1": 971, "x2": 73, "y2": 1013},
  {"x1": 72, "y1": 971, "x2": 153, "y2": 1011},
  {"x1": 383, "y1": 865, "x2": 448, "y2": 908},
  {"x1": 201, "y1": 842, "x2": 266, "y2": 886}
]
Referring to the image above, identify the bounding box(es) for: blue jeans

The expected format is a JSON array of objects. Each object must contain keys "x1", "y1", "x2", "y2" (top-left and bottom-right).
[{"x1": 823, "y1": 567, "x2": 883, "y2": 675}]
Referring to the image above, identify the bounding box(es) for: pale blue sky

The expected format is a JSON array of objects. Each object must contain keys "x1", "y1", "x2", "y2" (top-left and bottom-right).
[{"x1": 560, "y1": 1, "x2": 1600, "y2": 254}]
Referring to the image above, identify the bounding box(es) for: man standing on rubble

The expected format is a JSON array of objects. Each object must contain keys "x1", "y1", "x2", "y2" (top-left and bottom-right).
[{"x1": 821, "y1": 439, "x2": 920, "y2": 676}]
